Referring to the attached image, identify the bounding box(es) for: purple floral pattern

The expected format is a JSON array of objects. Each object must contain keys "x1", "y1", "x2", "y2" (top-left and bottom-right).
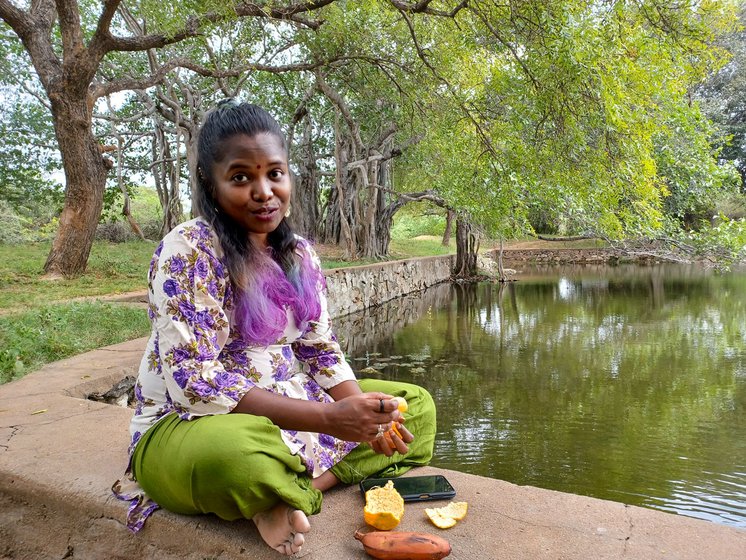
[{"x1": 121, "y1": 218, "x2": 358, "y2": 532}]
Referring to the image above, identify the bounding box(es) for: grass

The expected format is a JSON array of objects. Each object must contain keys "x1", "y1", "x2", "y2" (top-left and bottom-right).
[
  {"x1": 0, "y1": 301, "x2": 151, "y2": 384},
  {"x1": 0, "y1": 240, "x2": 157, "y2": 314},
  {"x1": 319, "y1": 236, "x2": 456, "y2": 269}
]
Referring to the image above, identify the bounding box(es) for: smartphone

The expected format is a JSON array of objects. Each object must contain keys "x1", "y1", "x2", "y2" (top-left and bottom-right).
[{"x1": 359, "y1": 475, "x2": 456, "y2": 502}]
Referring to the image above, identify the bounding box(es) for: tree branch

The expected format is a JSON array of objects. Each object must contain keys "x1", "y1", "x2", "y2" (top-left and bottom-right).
[
  {"x1": 0, "y1": 0, "x2": 32, "y2": 38},
  {"x1": 389, "y1": 0, "x2": 469, "y2": 18},
  {"x1": 91, "y1": 56, "x2": 334, "y2": 99},
  {"x1": 88, "y1": 0, "x2": 122, "y2": 58},
  {"x1": 469, "y1": 4, "x2": 540, "y2": 91},
  {"x1": 395, "y1": 6, "x2": 499, "y2": 159},
  {"x1": 315, "y1": 71, "x2": 364, "y2": 155},
  {"x1": 55, "y1": 0, "x2": 84, "y2": 63},
  {"x1": 103, "y1": 0, "x2": 336, "y2": 54}
]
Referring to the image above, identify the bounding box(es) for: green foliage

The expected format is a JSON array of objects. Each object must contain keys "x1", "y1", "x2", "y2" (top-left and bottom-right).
[
  {"x1": 0, "y1": 302, "x2": 150, "y2": 384},
  {"x1": 683, "y1": 216, "x2": 746, "y2": 266},
  {"x1": 654, "y1": 97, "x2": 742, "y2": 225},
  {"x1": 391, "y1": 206, "x2": 447, "y2": 239},
  {"x1": 1, "y1": 0, "x2": 742, "y2": 271},
  {"x1": 697, "y1": 4, "x2": 746, "y2": 189},
  {"x1": 0, "y1": 92, "x2": 64, "y2": 241},
  {"x1": 714, "y1": 191, "x2": 746, "y2": 220},
  {"x1": 397, "y1": 0, "x2": 739, "y2": 246}
]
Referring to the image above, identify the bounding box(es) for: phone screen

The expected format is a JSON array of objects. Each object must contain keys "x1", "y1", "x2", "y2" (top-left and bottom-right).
[{"x1": 359, "y1": 475, "x2": 456, "y2": 502}]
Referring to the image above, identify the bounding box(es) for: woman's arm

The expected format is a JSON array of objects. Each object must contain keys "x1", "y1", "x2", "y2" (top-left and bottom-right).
[{"x1": 231, "y1": 383, "x2": 399, "y2": 442}]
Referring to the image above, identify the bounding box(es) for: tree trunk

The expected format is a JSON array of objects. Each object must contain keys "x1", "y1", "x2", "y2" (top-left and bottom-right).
[
  {"x1": 185, "y1": 132, "x2": 199, "y2": 218},
  {"x1": 110, "y1": 105, "x2": 145, "y2": 241},
  {"x1": 289, "y1": 115, "x2": 320, "y2": 239},
  {"x1": 442, "y1": 209, "x2": 454, "y2": 246},
  {"x1": 453, "y1": 218, "x2": 478, "y2": 279},
  {"x1": 334, "y1": 117, "x2": 355, "y2": 257},
  {"x1": 43, "y1": 95, "x2": 108, "y2": 277},
  {"x1": 497, "y1": 237, "x2": 506, "y2": 282},
  {"x1": 154, "y1": 126, "x2": 184, "y2": 238}
]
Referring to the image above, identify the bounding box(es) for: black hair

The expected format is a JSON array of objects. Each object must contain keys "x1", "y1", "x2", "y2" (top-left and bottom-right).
[{"x1": 195, "y1": 100, "x2": 298, "y2": 289}]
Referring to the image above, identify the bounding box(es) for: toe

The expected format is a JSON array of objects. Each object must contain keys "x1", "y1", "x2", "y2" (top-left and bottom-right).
[{"x1": 292, "y1": 531, "x2": 305, "y2": 547}]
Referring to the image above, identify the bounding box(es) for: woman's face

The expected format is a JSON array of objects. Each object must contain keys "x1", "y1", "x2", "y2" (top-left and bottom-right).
[{"x1": 211, "y1": 132, "x2": 291, "y2": 247}]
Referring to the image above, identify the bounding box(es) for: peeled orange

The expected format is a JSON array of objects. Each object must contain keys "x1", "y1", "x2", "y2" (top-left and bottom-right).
[
  {"x1": 392, "y1": 397, "x2": 408, "y2": 413},
  {"x1": 425, "y1": 501, "x2": 468, "y2": 529},
  {"x1": 363, "y1": 480, "x2": 405, "y2": 530}
]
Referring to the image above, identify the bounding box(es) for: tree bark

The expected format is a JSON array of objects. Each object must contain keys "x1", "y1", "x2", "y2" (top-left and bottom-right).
[
  {"x1": 333, "y1": 116, "x2": 355, "y2": 257},
  {"x1": 453, "y1": 218, "x2": 479, "y2": 279},
  {"x1": 43, "y1": 95, "x2": 109, "y2": 277},
  {"x1": 442, "y1": 208, "x2": 454, "y2": 245},
  {"x1": 289, "y1": 115, "x2": 320, "y2": 239}
]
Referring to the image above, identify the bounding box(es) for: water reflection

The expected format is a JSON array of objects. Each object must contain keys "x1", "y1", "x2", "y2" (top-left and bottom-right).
[{"x1": 334, "y1": 264, "x2": 746, "y2": 528}]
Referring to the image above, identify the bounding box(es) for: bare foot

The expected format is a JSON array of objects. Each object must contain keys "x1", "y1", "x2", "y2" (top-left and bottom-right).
[{"x1": 253, "y1": 504, "x2": 311, "y2": 556}]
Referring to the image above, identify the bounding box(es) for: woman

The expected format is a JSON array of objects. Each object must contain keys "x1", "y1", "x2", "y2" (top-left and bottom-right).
[{"x1": 114, "y1": 100, "x2": 436, "y2": 555}]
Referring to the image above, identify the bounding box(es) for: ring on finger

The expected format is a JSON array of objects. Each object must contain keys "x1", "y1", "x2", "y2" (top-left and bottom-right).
[{"x1": 376, "y1": 423, "x2": 385, "y2": 439}]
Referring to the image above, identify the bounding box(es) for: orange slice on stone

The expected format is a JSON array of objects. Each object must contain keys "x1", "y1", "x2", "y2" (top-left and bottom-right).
[{"x1": 425, "y1": 501, "x2": 468, "y2": 529}]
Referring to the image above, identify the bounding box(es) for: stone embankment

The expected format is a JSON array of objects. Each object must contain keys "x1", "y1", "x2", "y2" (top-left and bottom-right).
[
  {"x1": 324, "y1": 254, "x2": 456, "y2": 318},
  {"x1": 497, "y1": 247, "x2": 626, "y2": 264}
]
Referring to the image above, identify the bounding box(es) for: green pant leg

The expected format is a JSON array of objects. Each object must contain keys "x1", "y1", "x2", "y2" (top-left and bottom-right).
[
  {"x1": 330, "y1": 379, "x2": 436, "y2": 484},
  {"x1": 131, "y1": 413, "x2": 323, "y2": 521}
]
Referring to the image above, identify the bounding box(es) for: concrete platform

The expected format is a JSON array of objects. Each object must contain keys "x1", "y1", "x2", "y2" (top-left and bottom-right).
[{"x1": 1, "y1": 338, "x2": 744, "y2": 559}]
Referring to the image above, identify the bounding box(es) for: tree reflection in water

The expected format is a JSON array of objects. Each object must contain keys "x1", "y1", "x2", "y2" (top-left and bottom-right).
[{"x1": 335, "y1": 264, "x2": 746, "y2": 528}]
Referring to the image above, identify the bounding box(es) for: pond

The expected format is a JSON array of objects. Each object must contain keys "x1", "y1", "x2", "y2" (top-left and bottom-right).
[{"x1": 334, "y1": 263, "x2": 746, "y2": 528}]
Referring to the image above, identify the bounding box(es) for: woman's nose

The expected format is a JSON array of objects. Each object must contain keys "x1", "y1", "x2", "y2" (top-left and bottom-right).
[{"x1": 251, "y1": 178, "x2": 273, "y2": 201}]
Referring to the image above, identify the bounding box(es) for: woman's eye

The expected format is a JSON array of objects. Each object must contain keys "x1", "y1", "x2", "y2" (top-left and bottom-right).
[
  {"x1": 232, "y1": 173, "x2": 249, "y2": 182},
  {"x1": 270, "y1": 169, "x2": 285, "y2": 179}
]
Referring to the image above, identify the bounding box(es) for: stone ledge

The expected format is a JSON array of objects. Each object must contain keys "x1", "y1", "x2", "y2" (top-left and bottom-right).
[{"x1": 1, "y1": 338, "x2": 744, "y2": 559}]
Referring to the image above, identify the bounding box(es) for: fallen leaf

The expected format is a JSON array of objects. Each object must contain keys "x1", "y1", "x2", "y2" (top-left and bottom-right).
[{"x1": 30, "y1": 409, "x2": 47, "y2": 415}]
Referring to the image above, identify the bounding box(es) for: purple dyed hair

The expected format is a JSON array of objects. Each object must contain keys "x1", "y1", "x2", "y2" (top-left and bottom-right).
[{"x1": 232, "y1": 240, "x2": 324, "y2": 345}]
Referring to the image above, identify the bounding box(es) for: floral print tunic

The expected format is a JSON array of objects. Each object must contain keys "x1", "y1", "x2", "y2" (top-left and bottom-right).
[{"x1": 131, "y1": 218, "x2": 358, "y2": 475}]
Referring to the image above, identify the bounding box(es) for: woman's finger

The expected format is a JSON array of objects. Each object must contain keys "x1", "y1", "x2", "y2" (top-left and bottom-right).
[
  {"x1": 369, "y1": 437, "x2": 392, "y2": 456},
  {"x1": 390, "y1": 430, "x2": 409, "y2": 455},
  {"x1": 395, "y1": 423, "x2": 414, "y2": 443}
]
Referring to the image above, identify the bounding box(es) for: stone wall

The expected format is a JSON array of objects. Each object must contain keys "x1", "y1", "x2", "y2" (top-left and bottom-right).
[
  {"x1": 491, "y1": 248, "x2": 634, "y2": 264},
  {"x1": 332, "y1": 282, "x2": 454, "y2": 356},
  {"x1": 324, "y1": 254, "x2": 456, "y2": 318}
]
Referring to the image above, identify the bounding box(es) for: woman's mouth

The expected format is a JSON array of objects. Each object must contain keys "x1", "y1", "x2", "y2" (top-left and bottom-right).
[{"x1": 252, "y1": 207, "x2": 279, "y2": 221}]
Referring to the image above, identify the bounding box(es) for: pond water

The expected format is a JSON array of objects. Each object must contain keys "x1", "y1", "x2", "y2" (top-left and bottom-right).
[{"x1": 334, "y1": 263, "x2": 746, "y2": 528}]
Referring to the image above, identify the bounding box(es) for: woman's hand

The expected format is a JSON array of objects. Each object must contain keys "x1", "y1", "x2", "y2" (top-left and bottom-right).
[
  {"x1": 369, "y1": 421, "x2": 414, "y2": 457},
  {"x1": 326, "y1": 392, "x2": 404, "y2": 443}
]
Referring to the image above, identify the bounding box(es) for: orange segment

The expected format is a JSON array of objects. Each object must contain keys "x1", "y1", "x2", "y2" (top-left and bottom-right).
[{"x1": 363, "y1": 480, "x2": 404, "y2": 530}]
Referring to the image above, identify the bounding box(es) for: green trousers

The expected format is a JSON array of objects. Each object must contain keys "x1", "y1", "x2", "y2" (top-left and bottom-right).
[{"x1": 130, "y1": 379, "x2": 436, "y2": 521}]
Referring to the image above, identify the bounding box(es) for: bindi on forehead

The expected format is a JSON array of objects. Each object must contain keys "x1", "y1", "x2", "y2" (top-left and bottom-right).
[{"x1": 256, "y1": 165, "x2": 261, "y2": 169}]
